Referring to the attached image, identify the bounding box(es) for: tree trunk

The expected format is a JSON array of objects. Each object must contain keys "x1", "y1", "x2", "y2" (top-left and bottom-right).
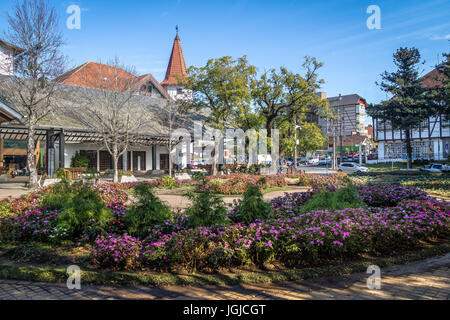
[
  {"x1": 27, "y1": 121, "x2": 38, "y2": 188},
  {"x1": 212, "y1": 151, "x2": 218, "y2": 176},
  {"x1": 405, "y1": 128, "x2": 413, "y2": 170},
  {"x1": 168, "y1": 146, "x2": 172, "y2": 177},
  {"x1": 113, "y1": 157, "x2": 119, "y2": 183},
  {"x1": 113, "y1": 145, "x2": 119, "y2": 183},
  {"x1": 266, "y1": 117, "x2": 275, "y2": 144}
]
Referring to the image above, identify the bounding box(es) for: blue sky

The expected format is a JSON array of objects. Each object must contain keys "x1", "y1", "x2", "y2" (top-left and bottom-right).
[{"x1": 1, "y1": 0, "x2": 449, "y2": 109}]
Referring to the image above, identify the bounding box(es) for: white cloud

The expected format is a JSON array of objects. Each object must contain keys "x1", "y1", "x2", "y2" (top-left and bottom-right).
[{"x1": 431, "y1": 34, "x2": 450, "y2": 40}]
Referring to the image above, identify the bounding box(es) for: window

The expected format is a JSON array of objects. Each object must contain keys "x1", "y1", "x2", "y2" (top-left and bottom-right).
[
  {"x1": 99, "y1": 151, "x2": 112, "y2": 171},
  {"x1": 442, "y1": 115, "x2": 450, "y2": 127},
  {"x1": 80, "y1": 150, "x2": 97, "y2": 169},
  {"x1": 384, "y1": 142, "x2": 405, "y2": 159},
  {"x1": 177, "y1": 88, "x2": 183, "y2": 95}
]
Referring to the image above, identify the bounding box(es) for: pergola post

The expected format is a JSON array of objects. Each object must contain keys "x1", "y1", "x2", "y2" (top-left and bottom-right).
[
  {"x1": 186, "y1": 139, "x2": 191, "y2": 169},
  {"x1": 59, "y1": 130, "x2": 65, "y2": 169},
  {"x1": 152, "y1": 145, "x2": 157, "y2": 170},
  {"x1": 46, "y1": 129, "x2": 55, "y2": 177}
]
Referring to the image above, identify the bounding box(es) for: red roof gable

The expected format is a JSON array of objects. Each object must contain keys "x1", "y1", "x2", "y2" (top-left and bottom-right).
[
  {"x1": 55, "y1": 62, "x2": 171, "y2": 99},
  {"x1": 55, "y1": 62, "x2": 136, "y2": 91},
  {"x1": 160, "y1": 34, "x2": 187, "y2": 87},
  {"x1": 421, "y1": 68, "x2": 446, "y2": 89}
]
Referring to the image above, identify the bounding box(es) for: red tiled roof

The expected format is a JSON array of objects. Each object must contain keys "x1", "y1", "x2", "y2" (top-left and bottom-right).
[
  {"x1": 160, "y1": 34, "x2": 187, "y2": 87},
  {"x1": 420, "y1": 68, "x2": 446, "y2": 89},
  {"x1": 55, "y1": 62, "x2": 137, "y2": 91},
  {"x1": 55, "y1": 62, "x2": 170, "y2": 98}
]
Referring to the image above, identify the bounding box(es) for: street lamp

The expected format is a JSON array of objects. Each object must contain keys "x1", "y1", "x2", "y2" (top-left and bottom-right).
[
  {"x1": 338, "y1": 94, "x2": 344, "y2": 165},
  {"x1": 294, "y1": 124, "x2": 302, "y2": 170}
]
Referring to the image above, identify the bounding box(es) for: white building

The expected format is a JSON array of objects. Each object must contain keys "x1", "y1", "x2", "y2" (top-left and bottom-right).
[
  {"x1": 0, "y1": 40, "x2": 24, "y2": 76},
  {"x1": 0, "y1": 32, "x2": 193, "y2": 175},
  {"x1": 160, "y1": 32, "x2": 189, "y2": 101},
  {"x1": 373, "y1": 67, "x2": 450, "y2": 162}
]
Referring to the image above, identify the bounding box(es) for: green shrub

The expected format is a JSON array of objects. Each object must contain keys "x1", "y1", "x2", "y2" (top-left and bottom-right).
[
  {"x1": 185, "y1": 179, "x2": 228, "y2": 228},
  {"x1": 0, "y1": 202, "x2": 14, "y2": 219},
  {"x1": 70, "y1": 152, "x2": 89, "y2": 168},
  {"x1": 192, "y1": 171, "x2": 207, "y2": 180},
  {"x1": 104, "y1": 169, "x2": 115, "y2": 175},
  {"x1": 42, "y1": 182, "x2": 112, "y2": 239},
  {"x1": 161, "y1": 175, "x2": 176, "y2": 189},
  {"x1": 230, "y1": 186, "x2": 273, "y2": 224},
  {"x1": 85, "y1": 168, "x2": 99, "y2": 174},
  {"x1": 300, "y1": 184, "x2": 365, "y2": 214},
  {"x1": 125, "y1": 183, "x2": 173, "y2": 238},
  {"x1": 118, "y1": 170, "x2": 133, "y2": 177},
  {"x1": 249, "y1": 164, "x2": 259, "y2": 174},
  {"x1": 55, "y1": 168, "x2": 68, "y2": 180}
]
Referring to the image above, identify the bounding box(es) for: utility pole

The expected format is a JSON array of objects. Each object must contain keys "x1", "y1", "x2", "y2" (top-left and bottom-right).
[{"x1": 337, "y1": 95, "x2": 344, "y2": 165}]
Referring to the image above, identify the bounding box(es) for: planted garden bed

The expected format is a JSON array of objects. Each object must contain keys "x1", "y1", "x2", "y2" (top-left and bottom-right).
[{"x1": 0, "y1": 174, "x2": 448, "y2": 284}]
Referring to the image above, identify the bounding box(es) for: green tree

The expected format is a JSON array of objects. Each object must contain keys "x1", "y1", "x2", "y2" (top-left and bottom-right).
[
  {"x1": 181, "y1": 56, "x2": 256, "y2": 174},
  {"x1": 251, "y1": 57, "x2": 328, "y2": 154},
  {"x1": 296, "y1": 122, "x2": 326, "y2": 156},
  {"x1": 367, "y1": 47, "x2": 431, "y2": 169}
]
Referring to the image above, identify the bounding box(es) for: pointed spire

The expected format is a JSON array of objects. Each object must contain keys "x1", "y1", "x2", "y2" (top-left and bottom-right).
[{"x1": 161, "y1": 28, "x2": 187, "y2": 88}]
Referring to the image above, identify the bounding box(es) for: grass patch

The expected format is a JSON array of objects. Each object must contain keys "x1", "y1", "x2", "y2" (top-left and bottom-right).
[
  {"x1": 0, "y1": 241, "x2": 448, "y2": 287},
  {"x1": 365, "y1": 163, "x2": 423, "y2": 172}
]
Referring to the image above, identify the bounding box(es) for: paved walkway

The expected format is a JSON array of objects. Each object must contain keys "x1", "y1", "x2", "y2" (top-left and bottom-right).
[
  {"x1": 158, "y1": 187, "x2": 310, "y2": 210},
  {"x1": 0, "y1": 182, "x2": 29, "y2": 200},
  {"x1": 1, "y1": 253, "x2": 449, "y2": 300}
]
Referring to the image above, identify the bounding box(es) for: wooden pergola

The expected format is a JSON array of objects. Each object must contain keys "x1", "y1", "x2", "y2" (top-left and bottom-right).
[{"x1": 0, "y1": 124, "x2": 173, "y2": 175}]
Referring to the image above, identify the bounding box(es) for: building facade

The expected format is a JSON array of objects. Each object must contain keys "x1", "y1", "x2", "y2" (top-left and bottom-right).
[
  {"x1": 317, "y1": 94, "x2": 370, "y2": 154},
  {"x1": 0, "y1": 31, "x2": 190, "y2": 176},
  {"x1": 373, "y1": 67, "x2": 449, "y2": 162},
  {"x1": 0, "y1": 40, "x2": 24, "y2": 76}
]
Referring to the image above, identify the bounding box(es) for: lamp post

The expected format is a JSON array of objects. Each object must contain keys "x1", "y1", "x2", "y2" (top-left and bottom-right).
[
  {"x1": 294, "y1": 124, "x2": 302, "y2": 170},
  {"x1": 338, "y1": 94, "x2": 344, "y2": 164}
]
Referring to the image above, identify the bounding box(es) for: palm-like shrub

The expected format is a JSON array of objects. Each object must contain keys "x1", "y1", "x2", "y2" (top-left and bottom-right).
[
  {"x1": 300, "y1": 183, "x2": 365, "y2": 214},
  {"x1": 185, "y1": 178, "x2": 228, "y2": 228},
  {"x1": 125, "y1": 183, "x2": 173, "y2": 238},
  {"x1": 229, "y1": 186, "x2": 273, "y2": 224},
  {"x1": 43, "y1": 182, "x2": 112, "y2": 239}
]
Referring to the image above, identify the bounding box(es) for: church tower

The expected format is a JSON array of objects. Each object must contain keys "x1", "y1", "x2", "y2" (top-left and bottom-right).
[{"x1": 161, "y1": 27, "x2": 188, "y2": 100}]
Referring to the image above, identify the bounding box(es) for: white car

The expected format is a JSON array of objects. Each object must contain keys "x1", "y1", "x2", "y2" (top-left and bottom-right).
[
  {"x1": 338, "y1": 162, "x2": 369, "y2": 174},
  {"x1": 420, "y1": 163, "x2": 450, "y2": 173},
  {"x1": 307, "y1": 158, "x2": 319, "y2": 165},
  {"x1": 318, "y1": 157, "x2": 332, "y2": 165}
]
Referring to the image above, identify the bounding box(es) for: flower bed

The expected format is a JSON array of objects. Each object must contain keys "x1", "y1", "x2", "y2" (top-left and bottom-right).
[
  {"x1": 358, "y1": 184, "x2": 430, "y2": 207},
  {"x1": 1, "y1": 178, "x2": 449, "y2": 274},
  {"x1": 204, "y1": 174, "x2": 287, "y2": 195},
  {"x1": 91, "y1": 199, "x2": 449, "y2": 271}
]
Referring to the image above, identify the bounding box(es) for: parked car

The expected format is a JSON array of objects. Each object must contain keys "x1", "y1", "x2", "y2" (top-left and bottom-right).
[
  {"x1": 420, "y1": 163, "x2": 450, "y2": 173},
  {"x1": 318, "y1": 157, "x2": 332, "y2": 166},
  {"x1": 298, "y1": 157, "x2": 308, "y2": 165},
  {"x1": 338, "y1": 162, "x2": 370, "y2": 174},
  {"x1": 307, "y1": 158, "x2": 319, "y2": 165}
]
